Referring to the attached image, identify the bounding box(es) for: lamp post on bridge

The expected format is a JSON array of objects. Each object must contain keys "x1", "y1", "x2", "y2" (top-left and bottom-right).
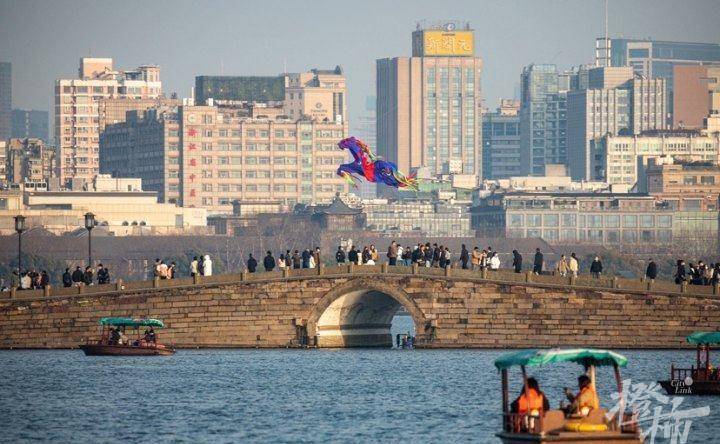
[
  {"x1": 14, "y1": 215, "x2": 26, "y2": 286},
  {"x1": 84, "y1": 212, "x2": 95, "y2": 267}
]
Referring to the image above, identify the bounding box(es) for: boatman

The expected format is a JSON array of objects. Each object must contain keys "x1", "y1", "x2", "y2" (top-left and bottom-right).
[{"x1": 564, "y1": 375, "x2": 600, "y2": 416}]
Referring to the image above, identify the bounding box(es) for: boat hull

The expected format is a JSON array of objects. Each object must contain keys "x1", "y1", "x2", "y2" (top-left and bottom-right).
[
  {"x1": 79, "y1": 344, "x2": 175, "y2": 356},
  {"x1": 659, "y1": 379, "x2": 720, "y2": 396},
  {"x1": 496, "y1": 431, "x2": 643, "y2": 443}
]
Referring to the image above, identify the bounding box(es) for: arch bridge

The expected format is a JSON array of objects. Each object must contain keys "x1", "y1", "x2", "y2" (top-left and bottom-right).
[{"x1": 1, "y1": 264, "x2": 718, "y2": 349}]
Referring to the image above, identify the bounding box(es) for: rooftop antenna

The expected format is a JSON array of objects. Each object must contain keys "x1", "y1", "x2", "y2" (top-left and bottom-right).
[{"x1": 604, "y1": 0, "x2": 610, "y2": 66}]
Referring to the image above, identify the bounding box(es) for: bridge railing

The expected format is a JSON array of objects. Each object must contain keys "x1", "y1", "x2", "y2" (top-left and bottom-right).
[{"x1": 1, "y1": 263, "x2": 718, "y2": 301}]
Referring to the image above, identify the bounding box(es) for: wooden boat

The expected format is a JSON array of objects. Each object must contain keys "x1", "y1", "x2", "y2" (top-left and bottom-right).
[
  {"x1": 659, "y1": 331, "x2": 720, "y2": 396},
  {"x1": 80, "y1": 317, "x2": 175, "y2": 356},
  {"x1": 495, "y1": 348, "x2": 643, "y2": 443}
]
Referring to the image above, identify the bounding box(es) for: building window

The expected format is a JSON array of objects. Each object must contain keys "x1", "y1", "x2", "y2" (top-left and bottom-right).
[
  {"x1": 640, "y1": 215, "x2": 654, "y2": 228},
  {"x1": 509, "y1": 214, "x2": 524, "y2": 227},
  {"x1": 543, "y1": 214, "x2": 559, "y2": 227},
  {"x1": 622, "y1": 215, "x2": 637, "y2": 227},
  {"x1": 527, "y1": 214, "x2": 542, "y2": 228}
]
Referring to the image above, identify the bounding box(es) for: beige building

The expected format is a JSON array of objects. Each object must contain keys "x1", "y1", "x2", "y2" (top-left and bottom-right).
[
  {"x1": 4, "y1": 138, "x2": 55, "y2": 185},
  {"x1": 284, "y1": 67, "x2": 346, "y2": 124},
  {"x1": 377, "y1": 22, "x2": 483, "y2": 177},
  {"x1": 100, "y1": 104, "x2": 348, "y2": 214},
  {"x1": 598, "y1": 131, "x2": 720, "y2": 187},
  {"x1": 55, "y1": 57, "x2": 162, "y2": 185}
]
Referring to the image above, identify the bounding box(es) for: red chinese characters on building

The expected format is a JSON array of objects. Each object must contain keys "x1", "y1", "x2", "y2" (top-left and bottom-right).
[
  {"x1": 188, "y1": 173, "x2": 196, "y2": 183},
  {"x1": 189, "y1": 189, "x2": 196, "y2": 197},
  {"x1": 189, "y1": 159, "x2": 197, "y2": 167},
  {"x1": 188, "y1": 143, "x2": 196, "y2": 151},
  {"x1": 187, "y1": 128, "x2": 197, "y2": 137}
]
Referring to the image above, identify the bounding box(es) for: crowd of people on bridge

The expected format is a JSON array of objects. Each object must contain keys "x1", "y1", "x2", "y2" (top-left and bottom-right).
[{"x1": 672, "y1": 260, "x2": 720, "y2": 286}]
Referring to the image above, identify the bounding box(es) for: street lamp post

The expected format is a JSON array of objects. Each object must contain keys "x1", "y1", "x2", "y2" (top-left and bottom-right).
[
  {"x1": 14, "y1": 215, "x2": 26, "y2": 287},
  {"x1": 84, "y1": 212, "x2": 95, "y2": 267}
]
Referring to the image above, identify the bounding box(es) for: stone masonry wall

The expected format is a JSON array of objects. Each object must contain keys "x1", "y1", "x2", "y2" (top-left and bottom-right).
[{"x1": 0, "y1": 270, "x2": 718, "y2": 349}]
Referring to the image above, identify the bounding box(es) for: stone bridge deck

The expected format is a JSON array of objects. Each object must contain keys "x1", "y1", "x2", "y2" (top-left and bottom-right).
[{"x1": 1, "y1": 265, "x2": 718, "y2": 349}]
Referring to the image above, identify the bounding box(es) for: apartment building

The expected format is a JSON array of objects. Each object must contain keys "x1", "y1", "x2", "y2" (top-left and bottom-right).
[
  {"x1": 100, "y1": 104, "x2": 348, "y2": 214},
  {"x1": 55, "y1": 57, "x2": 162, "y2": 185}
]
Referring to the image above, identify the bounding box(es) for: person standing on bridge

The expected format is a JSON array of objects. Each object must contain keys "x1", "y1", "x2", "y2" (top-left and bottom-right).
[
  {"x1": 336, "y1": 246, "x2": 346, "y2": 264},
  {"x1": 347, "y1": 246, "x2": 358, "y2": 265},
  {"x1": 203, "y1": 255, "x2": 213, "y2": 276},
  {"x1": 263, "y1": 251, "x2": 275, "y2": 272},
  {"x1": 301, "y1": 249, "x2": 311, "y2": 268},
  {"x1": 512, "y1": 250, "x2": 523, "y2": 273},
  {"x1": 71, "y1": 266, "x2": 84, "y2": 287},
  {"x1": 313, "y1": 247, "x2": 321, "y2": 268},
  {"x1": 533, "y1": 248, "x2": 544, "y2": 275},
  {"x1": 569, "y1": 253, "x2": 579, "y2": 277},
  {"x1": 460, "y1": 245, "x2": 469, "y2": 270},
  {"x1": 190, "y1": 256, "x2": 199, "y2": 277},
  {"x1": 645, "y1": 259, "x2": 658, "y2": 281},
  {"x1": 387, "y1": 241, "x2": 398, "y2": 266},
  {"x1": 62, "y1": 268, "x2": 73, "y2": 288},
  {"x1": 292, "y1": 250, "x2": 302, "y2": 269},
  {"x1": 247, "y1": 254, "x2": 258, "y2": 273},
  {"x1": 590, "y1": 256, "x2": 603, "y2": 279}
]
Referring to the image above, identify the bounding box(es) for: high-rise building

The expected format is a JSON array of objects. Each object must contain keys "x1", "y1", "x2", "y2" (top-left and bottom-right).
[
  {"x1": 567, "y1": 67, "x2": 666, "y2": 180},
  {"x1": 352, "y1": 95, "x2": 378, "y2": 198},
  {"x1": 100, "y1": 104, "x2": 348, "y2": 213},
  {"x1": 596, "y1": 38, "x2": 720, "y2": 118},
  {"x1": 376, "y1": 21, "x2": 483, "y2": 177},
  {"x1": 519, "y1": 64, "x2": 569, "y2": 176},
  {"x1": 11, "y1": 109, "x2": 49, "y2": 141},
  {"x1": 0, "y1": 62, "x2": 11, "y2": 141},
  {"x1": 673, "y1": 65, "x2": 720, "y2": 129},
  {"x1": 284, "y1": 67, "x2": 346, "y2": 124},
  {"x1": 55, "y1": 58, "x2": 162, "y2": 186},
  {"x1": 5, "y1": 138, "x2": 56, "y2": 185},
  {"x1": 482, "y1": 99, "x2": 522, "y2": 179}
]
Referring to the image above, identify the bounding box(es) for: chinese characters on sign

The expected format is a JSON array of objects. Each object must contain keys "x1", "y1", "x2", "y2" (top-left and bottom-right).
[{"x1": 422, "y1": 31, "x2": 473, "y2": 56}]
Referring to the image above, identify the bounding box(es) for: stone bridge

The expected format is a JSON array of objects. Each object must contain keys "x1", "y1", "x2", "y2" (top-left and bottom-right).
[{"x1": 1, "y1": 264, "x2": 719, "y2": 349}]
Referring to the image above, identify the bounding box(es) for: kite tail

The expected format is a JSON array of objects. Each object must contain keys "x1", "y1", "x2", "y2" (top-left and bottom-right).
[
  {"x1": 339, "y1": 171, "x2": 359, "y2": 188},
  {"x1": 394, "y1": 170, "x2": 419, "y2": 191}
]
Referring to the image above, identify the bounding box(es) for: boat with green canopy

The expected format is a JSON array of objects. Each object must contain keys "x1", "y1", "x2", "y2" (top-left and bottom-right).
[
  {"x1": 494, "y1": 348, "x2": 643, "y2": 443},
  {"x1": 658, "y1": 331, "x2": 720, "y2": 395},
  {"x1": 80, "y1": 317, "x2": 175, "y2": 356}
]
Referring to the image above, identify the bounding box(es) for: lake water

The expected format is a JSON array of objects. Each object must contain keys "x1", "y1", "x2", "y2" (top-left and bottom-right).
[{"x1": 1, "y1": 317, "x2": 716, "y2": 443}]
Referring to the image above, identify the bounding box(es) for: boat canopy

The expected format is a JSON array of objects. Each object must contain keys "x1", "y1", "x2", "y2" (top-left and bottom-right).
[
  {"x1": 687, "y1": 331, "x2": 720, "y2": 345},
  {"x1": 98, "y1": 317, "x2": 165, "y2": 328},
  {"x1": 494, "y1": 348, "x2": 628, "y2": 371}
]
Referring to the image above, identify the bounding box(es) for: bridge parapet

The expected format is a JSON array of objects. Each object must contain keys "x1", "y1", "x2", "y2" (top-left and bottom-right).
[{"x1": 1, "y1": 264, "x2": 717, "y2": 302}]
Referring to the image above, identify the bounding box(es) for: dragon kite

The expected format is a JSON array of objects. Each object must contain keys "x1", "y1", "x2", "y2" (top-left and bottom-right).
[{"x1": 336, "y1": 137, "x2": 418, "y2": 190}]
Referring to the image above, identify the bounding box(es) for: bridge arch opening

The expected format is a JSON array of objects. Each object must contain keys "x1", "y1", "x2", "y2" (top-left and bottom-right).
[{"x1": 308, "y1": 280, "x2": 425, "y2": 348}]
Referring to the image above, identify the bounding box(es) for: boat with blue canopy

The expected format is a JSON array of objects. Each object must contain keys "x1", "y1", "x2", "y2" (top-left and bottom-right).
[
  {"x1": 80, "y1": 317, "x2": 175, "y2": 356},
  {"x1": 494, "y1": 348, "x2": 643, "y2": 443}
]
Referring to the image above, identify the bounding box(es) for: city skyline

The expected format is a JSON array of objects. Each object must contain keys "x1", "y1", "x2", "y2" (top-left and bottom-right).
[{"x1": 1, "y1": 0, "x2": 719, "y2": 126}]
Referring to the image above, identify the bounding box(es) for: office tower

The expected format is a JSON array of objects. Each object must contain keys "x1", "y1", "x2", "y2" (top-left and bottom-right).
[
  {"x1": 11, "y1": 110, "x2": 49, "y2": 141},
  {"x1": 55, "y1": 58, "x2": 162, "y2": 186},
  {"x1": 596, "y1": 38, "x2": 720, "y2": 119},
  {"x1": 568, "y1": 67, "x2": 666, "y2": 181},
  {"x1": 376, "y1": 21, "x2": 483, "y2": 176},
  {"x1": 0, "y1": 62, "x2": 10, "y2": 141},
  {"x1": 673, "y1": 65, "x2": 720, "y2": 129},
  {"x1": 283, "y1": 67, "x2": 346, "y2": 124},
  {"x1": 100, "y1": 104, "x2": 348, "y2": 213},
  {"x1": 482, "y1": 99, "x2": 522, "y2": 179},
  {"x1": 519, "y1": 64, "x2": 568, "y2": 176},
  {"x1": 352, "y1": 95, "x2": 378, "y2": 198}
]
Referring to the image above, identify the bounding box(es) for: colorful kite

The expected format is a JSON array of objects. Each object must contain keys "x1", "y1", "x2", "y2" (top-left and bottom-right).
[{"x1": 336, "y1": 137, "x2": 418, "y2": 190}]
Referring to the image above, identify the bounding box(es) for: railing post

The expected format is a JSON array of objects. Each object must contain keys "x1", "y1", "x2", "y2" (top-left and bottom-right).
[
  {"x1": 444, "y1": 265, "x2": 452, "y2": 277},
  {"x1": 714, "y1": 283, "x2": 720, "y2": 295},
  {"x1": 412, "y1": 263, "x2": 418, "y2": 275},
  {"x1": 116, "y1": 279, "x2": 124, "y2": 291},
  {"x1": 194, "y1": 274, "x2": 201, "y2": 285},
  {"x1": 282, "y1": 267, "x2": 290, "y2": 278},
  {"x1": 681, "y1": 281, "x2": 688, "y2": 293},
  {"x1": 317, "y1": 264, "x2": 324, "y2": 276},
  {"x1": 525, "y1": 271, "x2": 533, "y2": 283},
  {"x1": 481, "y1": 268, "x2": 487, "y2": 279},
  {"x1": 78, "y1": 285, "x2": 84, "y2": 294},
  {"x1": 153, "y1": 277, "x2": 160, "y2": 288},
  {"x1": 381, "y1": 263, "x2": 388, "y2": 274},
  {"x1": 612, "y1": 276, "x2": 619, "y2": 289},
  {"x1": 44, "y1": 285, "x2": 51, "y2": 297},
  {"x1": 647, "y1": 279, "x2": 653, "y2": 291},
  {"x1": 348, "y1": 263, "x2": 354, "y2": 274},
  {"x1": 10, "y1": 288, "x2": 16, "y2": 299},
  {"x1": 569, "y1": 275, "x2": 576, "y2": 286},
  {"x1": 241, "y1": 271, "x2": 248, "y2": 282}
]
